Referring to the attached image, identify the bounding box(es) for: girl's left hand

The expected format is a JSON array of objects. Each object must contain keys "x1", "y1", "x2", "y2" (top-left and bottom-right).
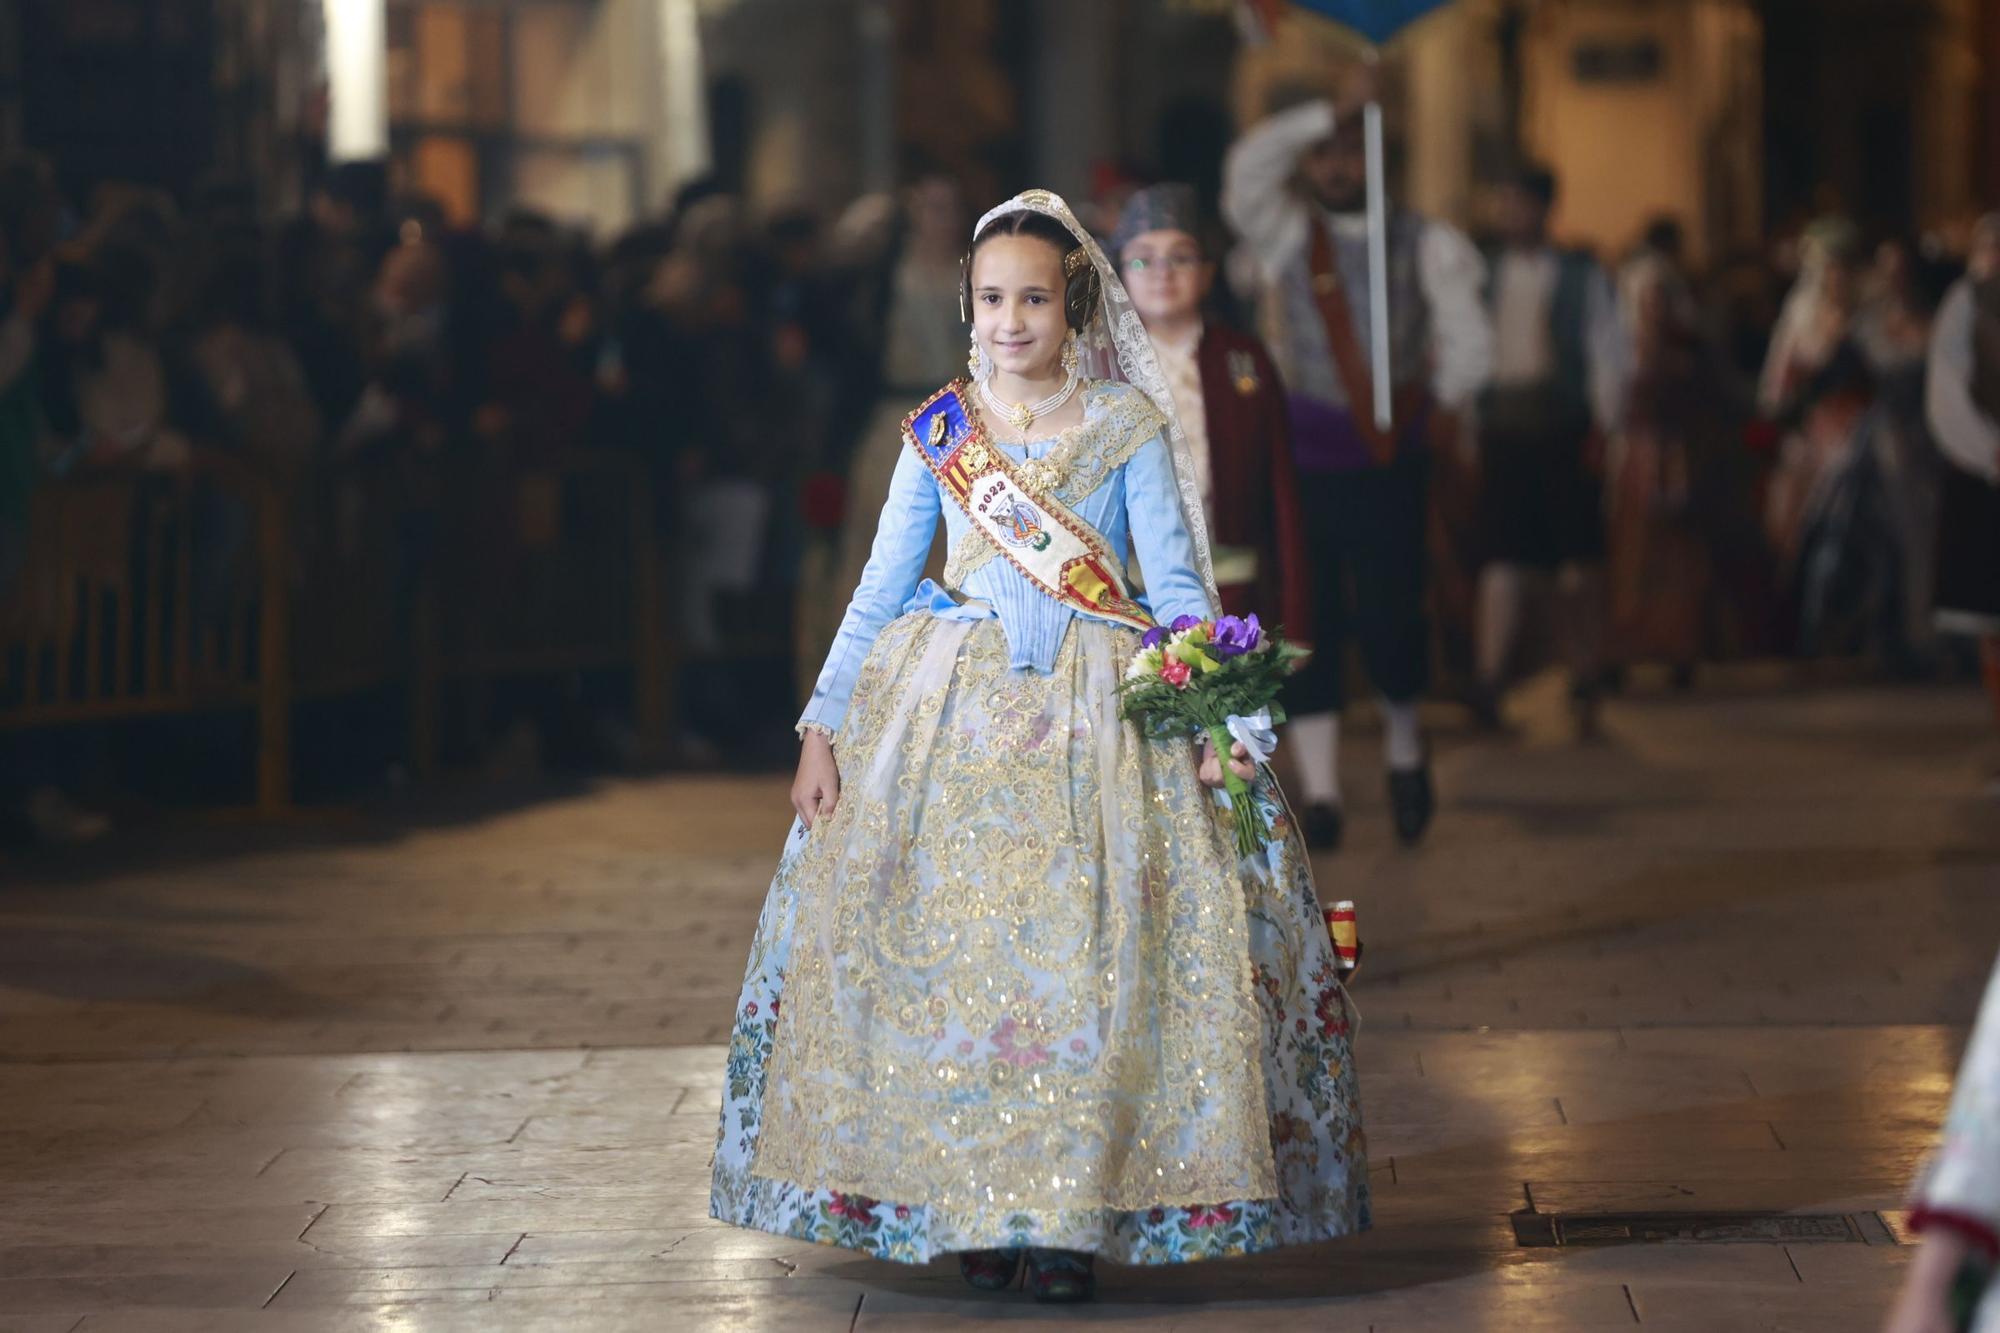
[{"x1": 1198, "y1": 738, "x2": 1257, "y2": 789}]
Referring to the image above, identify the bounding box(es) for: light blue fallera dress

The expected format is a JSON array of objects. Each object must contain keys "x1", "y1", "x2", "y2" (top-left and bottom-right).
[{"x1": 709, "y1": 380, "x2": 1368, "y2": 1264}]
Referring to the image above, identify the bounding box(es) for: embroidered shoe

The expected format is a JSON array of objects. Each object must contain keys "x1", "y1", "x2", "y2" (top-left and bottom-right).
[
  {"x1": 957, "y1": 1248, "x2": 1024, "y2": 1291},
  {"x1": 1025, "y1": 1248, "x2": 1096, "y2": 1303}
]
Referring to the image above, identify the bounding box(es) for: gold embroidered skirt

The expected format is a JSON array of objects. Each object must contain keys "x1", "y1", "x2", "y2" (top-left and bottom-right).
[{"x1": 711, "y1": 612, "x2": 1369, "y2": 1264}]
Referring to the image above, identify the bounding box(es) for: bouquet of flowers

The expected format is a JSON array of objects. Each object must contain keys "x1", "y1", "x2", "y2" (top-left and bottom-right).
[{"x1": 1119, "y1": 613, "x2": 1306, "y2": 856}]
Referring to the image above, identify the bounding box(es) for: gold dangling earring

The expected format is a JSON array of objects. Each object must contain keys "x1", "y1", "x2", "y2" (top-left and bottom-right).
[
  {"x1": 968, "y1": 333, "x2": 988, "y2": 382},
  {"x1": 1060, "y1": 329, "x2": 1080, "y2": 376}
]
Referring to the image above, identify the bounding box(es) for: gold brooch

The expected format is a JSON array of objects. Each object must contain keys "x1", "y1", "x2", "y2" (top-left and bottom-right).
[
  {"x1": 1228, "y1": 350, "x2": 1260, "y2": 396},
  {"x1": 927, "y1": 415, "x2": 949, "y2": 448}
]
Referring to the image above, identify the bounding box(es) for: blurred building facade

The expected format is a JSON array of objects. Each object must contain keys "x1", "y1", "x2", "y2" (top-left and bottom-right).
[
  {"x1": 0, "y1": 0, "x2": 1994, "y2": 249},
  {"x1": 1238, "y1": 0, "x2": 1990, "y2": 260}
]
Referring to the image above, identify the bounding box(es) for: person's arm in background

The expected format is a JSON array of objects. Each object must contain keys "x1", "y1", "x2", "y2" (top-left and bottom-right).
[
  {"x1": 1927, "y1": 281, "x2": 2000, "y2": 483},
  {"x1": 1221, "y1": 101, "x2": 1332, "y2": 284},
  {"x1": 1418, "y1": 220, "x2": 1493, "y2": 454},
  {"x1": 0, "y1": 259, "x2": 52, "y2": 395},
  {"x1": 1584, "y1": 261, "x2": 1633, "y2": 439}
]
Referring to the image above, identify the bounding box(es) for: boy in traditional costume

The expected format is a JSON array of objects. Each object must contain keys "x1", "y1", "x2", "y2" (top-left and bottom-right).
[{"x1": 1111, "y1": 183, "x2": 1312, "y2": 652}]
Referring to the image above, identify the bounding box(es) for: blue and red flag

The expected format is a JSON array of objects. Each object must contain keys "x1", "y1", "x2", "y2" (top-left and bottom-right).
[{"x1": 1241, "y1": 0, "x2": 1455, "y2": 47}]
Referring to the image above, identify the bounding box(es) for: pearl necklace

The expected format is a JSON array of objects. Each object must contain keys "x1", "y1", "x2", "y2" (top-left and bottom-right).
[{"x1": 980, "y1": 369, "x2": 1079, "y2": 434}]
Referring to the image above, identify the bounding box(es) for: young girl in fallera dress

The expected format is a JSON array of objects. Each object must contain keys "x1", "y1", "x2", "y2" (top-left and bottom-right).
[{"x1": 708, "y1": 191, "x2": 1368, "y2": 1304}]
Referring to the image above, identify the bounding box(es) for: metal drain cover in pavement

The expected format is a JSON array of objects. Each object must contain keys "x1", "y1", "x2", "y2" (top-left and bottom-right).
[{"x1": 1511, "y1": 1210, "x2": 1895, "y2": 1247}]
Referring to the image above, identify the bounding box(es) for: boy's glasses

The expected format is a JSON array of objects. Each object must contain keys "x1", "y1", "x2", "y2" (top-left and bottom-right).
[{"x1": 1123, "y1": 255, "x2": 1203, "y2": 274}]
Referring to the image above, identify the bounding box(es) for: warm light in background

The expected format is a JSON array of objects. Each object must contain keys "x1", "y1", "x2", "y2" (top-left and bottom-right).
[{"x1": 325, "y1": 0, "x2": 390, "y2": 161}]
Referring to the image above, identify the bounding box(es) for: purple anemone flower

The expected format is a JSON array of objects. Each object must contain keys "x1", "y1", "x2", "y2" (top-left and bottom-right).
[
  {"x1": 1212, "y1": 613, "x2": 1262, "y2": 658},
  {"x1": 1140, "y1": 625, "x2": 1168, "y2": 649},
  {"x1": 1170, "y1": 614, "x2": 1205, "y2": 632}
]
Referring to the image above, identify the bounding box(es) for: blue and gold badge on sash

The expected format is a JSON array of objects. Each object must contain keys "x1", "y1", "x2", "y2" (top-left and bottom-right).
[{"x1": 904, "y1": 382, "x2": 1154, "y2": 632}]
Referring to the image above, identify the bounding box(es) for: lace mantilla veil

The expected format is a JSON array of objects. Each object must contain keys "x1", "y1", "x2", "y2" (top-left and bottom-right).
[{"x1": 972, "y1": 189, "x2": 1221, "y2": 612}]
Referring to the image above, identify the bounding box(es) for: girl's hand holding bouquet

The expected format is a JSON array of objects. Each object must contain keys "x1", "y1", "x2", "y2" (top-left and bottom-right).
[{"x1": 1120, "y1": 613, "x2": 1305, "y2": 856}]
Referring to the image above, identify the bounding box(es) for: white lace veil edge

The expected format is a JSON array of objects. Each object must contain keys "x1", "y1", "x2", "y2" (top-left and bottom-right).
[{"x1": 972, "y1": 190, "x2": 1221, "y2": 612}]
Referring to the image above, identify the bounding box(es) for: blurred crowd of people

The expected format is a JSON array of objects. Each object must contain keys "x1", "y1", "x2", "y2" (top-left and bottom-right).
[{"x1": 1, "y1": 101, "x2": 1997, "y2": 843}]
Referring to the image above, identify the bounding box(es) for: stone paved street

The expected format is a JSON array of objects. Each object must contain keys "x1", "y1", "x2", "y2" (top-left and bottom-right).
[{"x1": 2, "y1": 674, "x2": 1996, "y2": 1331}]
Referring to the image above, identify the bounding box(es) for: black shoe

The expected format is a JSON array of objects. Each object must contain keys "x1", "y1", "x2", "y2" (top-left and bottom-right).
[
  {"x1": 1387, "y1": 765, "x2": 1434, "y2": 846},
  {"x1": 1468, "y1": 683, "x2": 1504, "y2": 732},
  {"x1": 1569, "y1": 683, "x2": 1602, "y2": 742},
  {"x1": 1300, "y1": 801, "x2": 1345, "y2": 851}
]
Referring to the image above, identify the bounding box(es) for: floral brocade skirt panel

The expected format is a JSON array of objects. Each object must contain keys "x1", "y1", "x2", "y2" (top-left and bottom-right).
[{"x1": 709, "y1": 613, "x2": 1369, "y2": 1264}]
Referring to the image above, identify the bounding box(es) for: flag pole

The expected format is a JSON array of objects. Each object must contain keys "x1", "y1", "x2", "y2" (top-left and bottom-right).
[{"x1": 1363, "y1": 96, "x2": 1391, "y2": 432}]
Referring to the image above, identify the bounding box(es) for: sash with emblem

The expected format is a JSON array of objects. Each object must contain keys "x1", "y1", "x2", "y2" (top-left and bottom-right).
[{"x1": 903, "y1": 381, "x2": 1155, "y2": 632}]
